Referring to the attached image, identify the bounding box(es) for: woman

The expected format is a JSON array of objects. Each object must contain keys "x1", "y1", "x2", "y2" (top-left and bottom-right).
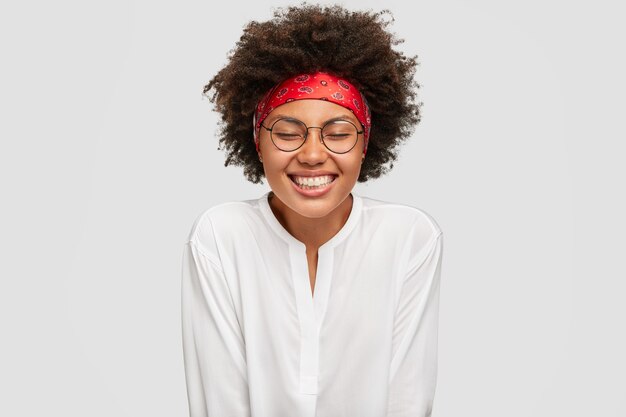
[{"x1": 181, "y1": 4, "x2": 444, "y2": 417}]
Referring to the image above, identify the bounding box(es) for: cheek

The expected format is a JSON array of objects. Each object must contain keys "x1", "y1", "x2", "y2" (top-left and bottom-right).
[
  {"x1": 264, "y1": 153, "x2": 291, "y2": 173},
  {"x1": 338, "y1": 156, "x2": 363, "y2": 175}
]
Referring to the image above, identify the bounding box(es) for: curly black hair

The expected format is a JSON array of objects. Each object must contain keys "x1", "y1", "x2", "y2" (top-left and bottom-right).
[{"x1": 203, "y1": 2, "x2": 422, "y2": 184}]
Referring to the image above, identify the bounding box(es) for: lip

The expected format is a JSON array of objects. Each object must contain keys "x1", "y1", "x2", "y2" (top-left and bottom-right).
[{"x1": 288, "y1": 174, "x2": 337, "y2": 197}]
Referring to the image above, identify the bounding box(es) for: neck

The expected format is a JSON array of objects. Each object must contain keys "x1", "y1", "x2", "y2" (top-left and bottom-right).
[{"x1": 268, "y1": 191, "x2": 353, "y2": 250}]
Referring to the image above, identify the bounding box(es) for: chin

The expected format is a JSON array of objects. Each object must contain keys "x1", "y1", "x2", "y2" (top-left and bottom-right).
[{"x1": 293, "y1": 191, "x2": 353, "y2": 219}]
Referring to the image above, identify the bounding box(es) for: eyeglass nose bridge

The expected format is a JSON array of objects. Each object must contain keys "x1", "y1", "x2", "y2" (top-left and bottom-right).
[
  {"x1": 300, "y1": 126, "x2": 340, "y2": 155},
  {"x1": 302, "y1": 126, "x2": 325, "y2": 142}
]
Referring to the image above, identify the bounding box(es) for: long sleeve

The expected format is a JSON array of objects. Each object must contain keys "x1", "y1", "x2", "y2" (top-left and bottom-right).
[
  {"x1": 181, "y1": 240, "x2": 251, "y2": 417},
  {"x1": 387, "y1": 232, "x2": 444, "y2": 417}
]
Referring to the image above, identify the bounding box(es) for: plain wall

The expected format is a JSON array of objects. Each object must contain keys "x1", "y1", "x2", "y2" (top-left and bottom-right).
[{"x1": 1, "y1": 0, "x2": 624, "y2": 415}]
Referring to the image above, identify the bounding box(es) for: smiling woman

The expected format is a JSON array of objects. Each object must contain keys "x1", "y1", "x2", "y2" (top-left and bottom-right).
[{"x1": 181, "y1": 4, "x2": 444, "y2": 417}]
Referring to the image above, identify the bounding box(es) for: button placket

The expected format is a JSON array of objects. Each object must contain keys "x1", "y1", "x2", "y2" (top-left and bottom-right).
[
  {"x1": 260, "y1": 191, "x2": 363, "y2": 398},
  {"x1": 290, "y1": 244, "x2": 319, "y2": 395}
]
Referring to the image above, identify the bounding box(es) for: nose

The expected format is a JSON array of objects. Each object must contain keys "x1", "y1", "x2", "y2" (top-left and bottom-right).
[{"x1": 297, "y1": 127, "x2": 328, "y2": 163}]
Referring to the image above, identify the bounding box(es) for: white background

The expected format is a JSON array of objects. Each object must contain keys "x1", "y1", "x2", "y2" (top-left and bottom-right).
[{"x1": 1, "y1": 0, "x2": 624, "y2": 415}]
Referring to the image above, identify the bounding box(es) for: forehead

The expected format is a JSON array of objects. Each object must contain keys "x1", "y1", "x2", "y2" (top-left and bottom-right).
[{"x1": 265, "y1": 99, "x2": 359, "y2": 125}]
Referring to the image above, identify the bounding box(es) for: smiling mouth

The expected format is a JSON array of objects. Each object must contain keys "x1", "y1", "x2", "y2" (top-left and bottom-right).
[{"x1": 288, "y1": 175, "x2": 338, "y2": 190}]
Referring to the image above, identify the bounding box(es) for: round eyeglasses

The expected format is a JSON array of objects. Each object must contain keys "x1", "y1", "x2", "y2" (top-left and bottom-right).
[{"x1": 260, "y1": 117, "x2": 364, "y2": 154}]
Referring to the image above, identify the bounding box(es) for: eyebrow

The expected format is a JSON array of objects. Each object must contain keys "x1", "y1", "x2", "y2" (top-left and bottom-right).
[{"x1": 266, "y1": 113, "x2": 357, "y2": 125}]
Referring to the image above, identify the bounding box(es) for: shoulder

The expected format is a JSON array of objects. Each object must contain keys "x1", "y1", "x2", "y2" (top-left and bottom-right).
[
  {"x1": 357, "y1": 194, "x2": 443, "y2": 260},
  {"x1": 359, "y1": 194, "x2": 442, "y2": 237},
  {"x1": 185, "y1": 197, "x2": 259, "y2": 259}
]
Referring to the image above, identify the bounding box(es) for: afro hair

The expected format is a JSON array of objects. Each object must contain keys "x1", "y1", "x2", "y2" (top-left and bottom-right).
[{"x1": 203, "y1": 2, "x2": 422, "y2": 184}]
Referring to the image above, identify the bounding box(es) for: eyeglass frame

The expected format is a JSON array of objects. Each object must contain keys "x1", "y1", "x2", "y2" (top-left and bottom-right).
[{"x1": 259, "y1": 116, "x2": 365, "y2": 154}]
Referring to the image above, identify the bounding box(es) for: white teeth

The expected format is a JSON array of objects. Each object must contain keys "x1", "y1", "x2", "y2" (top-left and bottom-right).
[{"x1": 291, "y1": 175, "x2": 335, "y2": 187}]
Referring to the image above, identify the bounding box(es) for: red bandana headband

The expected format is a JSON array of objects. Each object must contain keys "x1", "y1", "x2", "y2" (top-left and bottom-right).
[{"x1": 253, "y1": 71, "x2": 371, "y2": 155}]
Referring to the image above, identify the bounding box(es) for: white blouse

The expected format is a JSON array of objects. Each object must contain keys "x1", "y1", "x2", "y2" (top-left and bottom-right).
[{"x1": 181, "y1": 191, "x2": 444, "y2": 417}]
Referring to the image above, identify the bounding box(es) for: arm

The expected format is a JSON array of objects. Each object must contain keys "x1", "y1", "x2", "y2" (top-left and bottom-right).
[
  {"x1": 387, "y1": 232, "x2": 444, "y2": 417},
  {"x1": 181, "y1": 240, "x2": 251, "y2": 417}
]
